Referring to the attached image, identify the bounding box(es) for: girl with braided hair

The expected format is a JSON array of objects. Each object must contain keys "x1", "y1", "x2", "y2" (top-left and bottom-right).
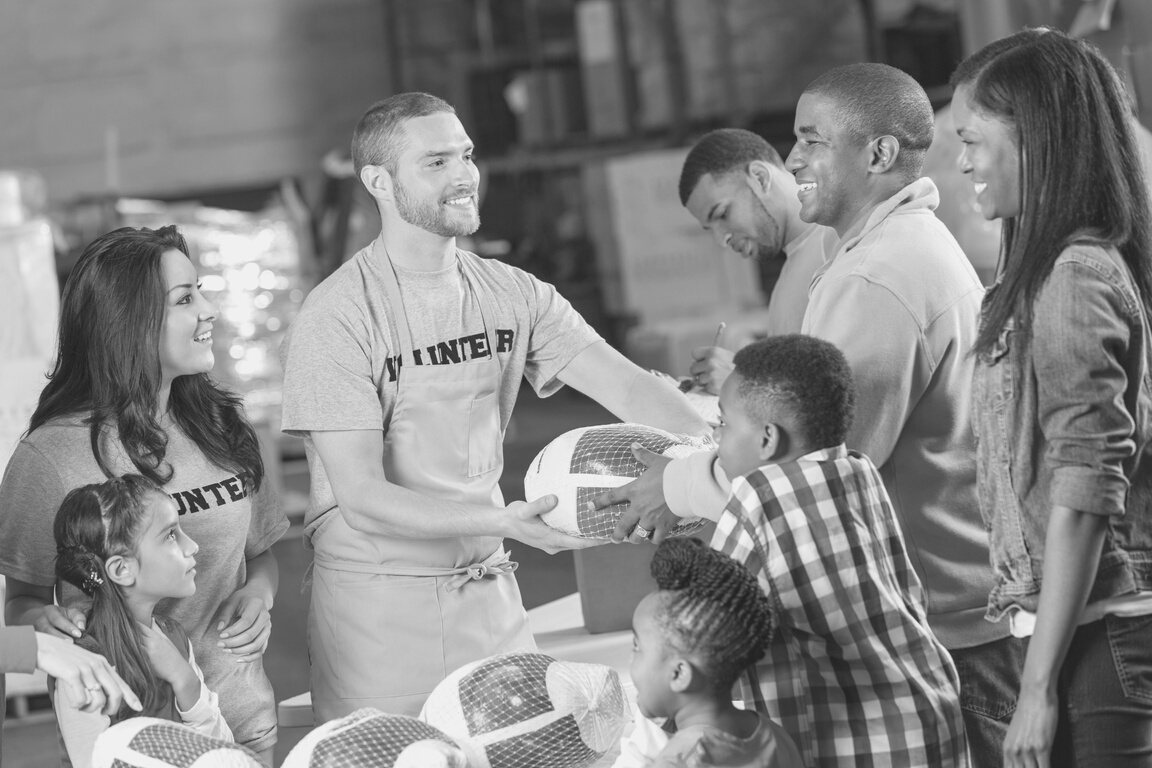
[
  {"x1": 52, "y1": 475, "x2": 234, "y2": 768},
  {"x1": 624, "y1": 537, "x2": 802, "y2": 768}
]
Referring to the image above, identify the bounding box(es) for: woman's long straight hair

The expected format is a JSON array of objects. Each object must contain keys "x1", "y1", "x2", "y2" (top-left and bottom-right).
[
  {"x1": 54, "y1": 476, "x2": 167, "y2": 716},
  {"x1": 28, "y1": 226, "x2": 263, "y2": 489},
  {"x1": 951, "y1": 29, "x2": 1152, "y2": 357}
]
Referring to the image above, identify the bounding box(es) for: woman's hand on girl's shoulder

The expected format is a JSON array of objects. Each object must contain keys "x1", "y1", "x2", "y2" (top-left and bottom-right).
[
  {"x1": 139, "y1": 621, "x2": 196, "y2": 691},
  {"x1": 35, "y1": 605, "x2": 87, "y2": 639},
  {"x1": 212, "y1": 589, "x2": 272, "y2": 663},
  {"x1": 6, "y1": 579, "x2": 86, "y2": 639}
]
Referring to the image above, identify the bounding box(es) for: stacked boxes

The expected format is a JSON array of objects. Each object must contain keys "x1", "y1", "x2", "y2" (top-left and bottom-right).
[
  {"x1": 599, "y1": 0, "x2": 868, "y2": 132},
  {"x1": 721, "y1": 0, "x2": 868, "y2": 117},
  {"x1": 1081, "y1": 0, "x2": 1152, "y2": 131},
  {"x1": 583, "y1": 146, "x2": 764, "y2": 324},
  {"x1": 959, "y1": 0, "x2": 1152, "y2": 133},
  {"x1": 576, "y1": 0, "x2": 632, "y2": 137}
]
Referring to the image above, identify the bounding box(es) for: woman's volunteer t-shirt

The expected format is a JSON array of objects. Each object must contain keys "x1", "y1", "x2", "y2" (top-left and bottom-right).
[{"x1": 0, "y1": 415, "x2": 289, "y2": 753}]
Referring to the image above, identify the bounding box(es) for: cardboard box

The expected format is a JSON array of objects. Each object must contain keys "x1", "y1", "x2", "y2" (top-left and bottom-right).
[
  {"x1": 675, "y1": 0, "x2": 733, "y2": 122},
  {"x1": 576, "y1": 523, "x2": 716, "y2": 634},
  {"x1": 1128, "y1": 44, "x2": 1152, "y2": 129},
  {"x1": 623, "y1": 0, "x2": 676, "y2": 130},
  {"x1": 728, "y1": 0, "x2": 868, "y2": 115},
  {"x1": 577, "y1": 0, "x2": 632, "y2": 137},
  {"x1": 547, "y1": 65, "x2": 588, "y2": 140},
  {"x1": 512, "y1": 70, "x2": 552, "y2": 147},
  {"x1": 1119, "y1": 0, "x2": 1152, "y2": 46},
  {"x1": 583, "y1": 147, "x2": 765, "y2": 323},
  {"x1": 625, "y1": 308, "x2": 775, "y2": 377},
  {"x1": 669, "y1": 0, "x2": 866, "y2": 119}
]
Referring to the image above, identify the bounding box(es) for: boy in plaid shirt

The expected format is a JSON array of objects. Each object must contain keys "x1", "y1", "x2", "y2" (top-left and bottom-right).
[{"x1": 711, "y1": 335, "x2": 967, "y2": 767}]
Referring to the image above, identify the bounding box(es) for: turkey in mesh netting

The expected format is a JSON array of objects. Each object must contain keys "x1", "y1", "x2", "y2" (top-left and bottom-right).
[
  {"x1": 420, "y1": 651, "x2": 630, "y2": 768},
  {"x1": 92, "y1": 718, "x2": 263, "y2": 768},
  {"x1": 283, "y1": 709, "x2": 469, "y2": 768},
  {"x1": 523, "y1": 423, "x2": 714, "y2": 540}
]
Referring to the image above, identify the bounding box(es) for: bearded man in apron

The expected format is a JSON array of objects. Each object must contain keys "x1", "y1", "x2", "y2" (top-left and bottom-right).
[{"x1": 280, "y1": 92, "x2": 710, "y2": 721}]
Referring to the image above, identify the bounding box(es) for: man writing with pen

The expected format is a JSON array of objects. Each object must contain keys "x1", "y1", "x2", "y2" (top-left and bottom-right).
[
  {"x1": 679, "y1": 322, "x2": 729, "y2": 394},
  {"x1": 676, "y1": 128, "x2": 833, "y2": 395}
]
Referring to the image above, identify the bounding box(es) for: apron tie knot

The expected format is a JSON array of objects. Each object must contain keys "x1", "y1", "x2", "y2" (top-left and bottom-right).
[{"x1": 445, "y1": 549, "x2": 519, "y2": 592}]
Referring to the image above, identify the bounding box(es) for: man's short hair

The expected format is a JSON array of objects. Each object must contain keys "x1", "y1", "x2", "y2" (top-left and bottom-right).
[
  {"x1": 803, "y1": 63, "x2": 934, "y2": 181},
  {"x1": 678, "y1": 129, "x2": 784, "y2": 206},
  {"x1": 351, "y1": 92, "x2": 455, "y2": 176},
  {"x1": 732, "y1": 334, "x2": 856, "y2": 449}
]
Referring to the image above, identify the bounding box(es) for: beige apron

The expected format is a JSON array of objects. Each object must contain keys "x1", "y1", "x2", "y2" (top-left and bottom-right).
[{"x1": 308, "y1": 242, "x2": 535, "y2": 721}]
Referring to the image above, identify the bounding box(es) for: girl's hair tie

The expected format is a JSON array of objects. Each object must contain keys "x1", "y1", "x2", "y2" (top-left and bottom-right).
[
  {"x1": 59, "y1": 544, "x2": 106, "y2": 596},
  {"x1": 81, "y1": 568, "x2": 105, "y2": 595}
]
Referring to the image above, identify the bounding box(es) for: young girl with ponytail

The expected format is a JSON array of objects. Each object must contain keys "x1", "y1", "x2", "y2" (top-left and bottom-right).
[
  {"x1": 52, "y1": 475, "x2": 232, "y2": 767},
  {"x1": 622, "y1": 537, "x2": 801, "y2": 768}
]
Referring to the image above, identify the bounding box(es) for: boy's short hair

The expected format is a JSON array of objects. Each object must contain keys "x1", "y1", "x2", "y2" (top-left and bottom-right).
[{"x1": 732, "y1": 334, "x2": 856, "y2": 449}]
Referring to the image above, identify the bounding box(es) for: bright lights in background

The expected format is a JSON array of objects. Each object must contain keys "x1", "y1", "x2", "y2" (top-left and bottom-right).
[{"x1": 118, "y1": 199, "x2": 309, "y2": 425}]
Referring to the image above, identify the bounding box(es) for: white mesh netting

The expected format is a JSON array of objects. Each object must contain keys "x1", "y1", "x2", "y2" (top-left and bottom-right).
[
  {"x1": 91, "y1": 718, "x2": 262, "y2": 768},
  {"x1": 283, "y1": 709, "x2": 469, "y2": 768},
  {"x1": 524, "y1": 424, "x2": 714, "y2": 539},
  {"x1": 420, "y1": 651, "x2": 630, "y2": 768}
]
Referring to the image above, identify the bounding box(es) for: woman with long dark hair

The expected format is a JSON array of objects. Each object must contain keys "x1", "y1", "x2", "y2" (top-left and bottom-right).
[
  {"x1": 0, "y1": 226, "x2": 288, "y2": 762},
  {"x1": 952, "y1": 29, "x2": 1152, "y2": 767}
]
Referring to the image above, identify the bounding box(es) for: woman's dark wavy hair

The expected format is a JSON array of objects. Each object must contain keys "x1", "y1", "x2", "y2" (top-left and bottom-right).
[
  {"x1": 951, "y1": 28, "x2": 1152, "y2": 356},
  {"x1": 28, "y1": 226, "x2": 262, "y2": 489},
  {"x1": 54, "y1": 475, "x2": 169, "y2": 717},
  {"x1": 649, "y1": 538, "x2": 773, "y2": 696}
]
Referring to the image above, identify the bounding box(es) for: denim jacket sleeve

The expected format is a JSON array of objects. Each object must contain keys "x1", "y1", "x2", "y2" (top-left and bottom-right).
[{"x1": 1031, "y1": 253, "x2": 1138, "y2": 516}]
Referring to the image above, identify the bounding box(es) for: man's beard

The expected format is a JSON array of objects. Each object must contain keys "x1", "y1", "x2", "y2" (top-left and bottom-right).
[
  {"x1": 751, "y1": 197, "x2": 785, "y2": 262},
  {"x1": 395, "y1": 178, "x2": 480, "y2": 237},
  {"x1": 750, "y1": 236, "x2": 785, "y2": 262}
]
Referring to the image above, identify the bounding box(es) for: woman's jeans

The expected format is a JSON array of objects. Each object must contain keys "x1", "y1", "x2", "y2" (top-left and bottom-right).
[
  {"x1": 1051, "y1": 614, "x2": 1152, "y2": 767},
  {"x1": 952, "y1": 634, "x2": 1027, "y2": 768}
]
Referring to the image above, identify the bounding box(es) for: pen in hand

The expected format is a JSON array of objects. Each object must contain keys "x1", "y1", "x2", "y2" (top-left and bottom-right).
[{"x1": 681, "y1": 322, "x2": 729, "y2": 392}]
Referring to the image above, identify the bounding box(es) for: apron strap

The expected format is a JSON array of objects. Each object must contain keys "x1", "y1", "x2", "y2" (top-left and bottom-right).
[
  {"x1": 377, "y1": 240, "x2": 416, "y2": 359},
  {"x1": 312, "y1": 547, "x2": 518, "y2": 593},
  {"x1": 456, "y1": 250, "x2": 502, "y2": 373},
  {"x1": 443, "y1": 548, "x2": 518, "y2": 593}
]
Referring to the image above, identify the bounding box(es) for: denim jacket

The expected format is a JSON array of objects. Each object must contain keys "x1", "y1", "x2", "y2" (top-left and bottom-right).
[{"x1": 973, "y1": 242, "x2": 1152, "y2": 619}]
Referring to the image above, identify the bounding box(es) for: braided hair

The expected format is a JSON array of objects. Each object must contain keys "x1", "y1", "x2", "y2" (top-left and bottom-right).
[
  {"x1": 649, "y1": 538, "x2": 773, "y2": 695},
  {"x1": 54, "y1": 475, "x2": 169, "y2": 716}
]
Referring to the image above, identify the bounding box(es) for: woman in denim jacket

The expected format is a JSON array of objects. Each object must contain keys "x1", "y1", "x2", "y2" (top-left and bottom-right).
[{"x1": 951, "y1": 28, "x2": 1152, "y2": 768}]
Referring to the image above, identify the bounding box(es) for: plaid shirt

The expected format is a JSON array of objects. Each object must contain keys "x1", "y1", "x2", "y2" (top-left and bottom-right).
[{"x1": 712, "y1": 445, "x2": 968, "y2": 768}]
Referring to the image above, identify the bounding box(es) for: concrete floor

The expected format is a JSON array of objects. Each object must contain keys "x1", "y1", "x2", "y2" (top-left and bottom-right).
[{"x1": 2, "y1": 386, "x2": 616, "y2": 767}]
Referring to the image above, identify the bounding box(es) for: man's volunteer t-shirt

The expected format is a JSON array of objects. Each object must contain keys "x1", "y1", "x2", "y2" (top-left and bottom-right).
[
  {"x1": 279, "y1": 245, "x2": 602, "y2": 537},
  {"x1": 0, "y1": 417, "x2": 289, "y2": 753}
]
